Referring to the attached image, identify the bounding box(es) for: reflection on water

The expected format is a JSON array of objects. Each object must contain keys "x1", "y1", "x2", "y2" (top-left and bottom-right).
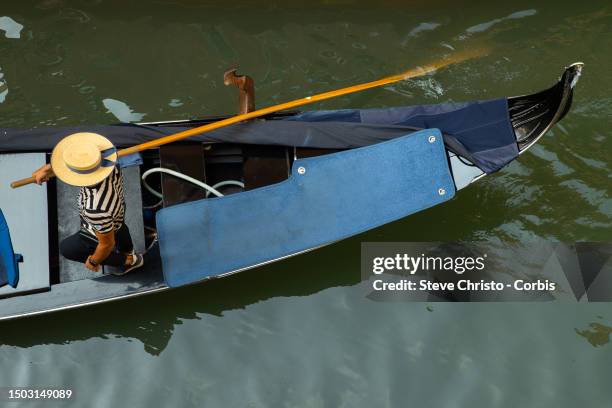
[
  {"x1": 102, "y1": 98, "x2": 146, "y2": 122},
  {"x1": 0, "y1": 0, "x2": 611, "y2": 406},
  {"x1": 401, "y1": 22, "x2": 441, "y2": 45},
  {"x1": 0, "y1": 242, "x2": 360, "y2": 355},
  {"x1": 0, "y1": 16, "x2": 23, "y2": 39},
  {"x1": 462, "y1": 9, "x2": 537, "y2": 36}
]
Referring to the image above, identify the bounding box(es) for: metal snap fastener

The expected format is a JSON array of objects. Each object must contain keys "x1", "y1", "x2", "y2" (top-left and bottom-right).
[
  {"x1": 297, "y1": 166, "x2": 306, "y2": 175},
  {"x1": 438, "y1": 188, "x2": 446, "y2": 195},
  {"x1": 428, "y1": 135, "x2": 437, "y2": 143}
]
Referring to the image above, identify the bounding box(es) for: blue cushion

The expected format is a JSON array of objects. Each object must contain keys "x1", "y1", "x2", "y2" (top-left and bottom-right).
[
  {"x1": 0, "y1": 208, "x2": 21, "y2": 288},
  {"x1": 157, "y1": 128, "x2": 456, "y2": 288}
]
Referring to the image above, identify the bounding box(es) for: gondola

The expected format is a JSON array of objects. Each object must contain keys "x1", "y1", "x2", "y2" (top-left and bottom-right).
[{"x1": 0, "y1": 62, "x2": 583, "y2": 321}]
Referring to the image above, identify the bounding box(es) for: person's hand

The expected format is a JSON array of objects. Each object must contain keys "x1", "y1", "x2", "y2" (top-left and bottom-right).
[
  {"x1": 85, "y1": 256, "x2": 101, "y2": 272},
  {"x1": 32, "y1": 164, "x2": 54, "y2": 185}
]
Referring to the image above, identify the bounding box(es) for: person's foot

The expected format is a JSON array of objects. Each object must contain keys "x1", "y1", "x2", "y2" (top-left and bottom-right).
[{"x1": 112, "y1": 253, "x2": 144, "y2": 276}]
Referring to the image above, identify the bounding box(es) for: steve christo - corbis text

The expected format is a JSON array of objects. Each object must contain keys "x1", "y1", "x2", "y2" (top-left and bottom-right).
[{"x1": 370, "y1": 253, "x2": 557, "y2": 292}]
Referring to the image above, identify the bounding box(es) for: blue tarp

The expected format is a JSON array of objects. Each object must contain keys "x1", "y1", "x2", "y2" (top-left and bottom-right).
[
  {"x1": 157, "y1": 129, "x2": 456, "y2": 287},
  {"x1": 0, "y1": 98, "x2": 518, "y2": 174},
  {"x1": 0, "y1": 208, "x2": 21, "y2": 289},
  {"x1": 283, "y1": 98, "x2": 518, "y2": 173}
]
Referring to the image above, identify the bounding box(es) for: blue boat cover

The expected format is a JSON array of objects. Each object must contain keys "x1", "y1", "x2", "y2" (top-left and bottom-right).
[
  {"x1": 117, "y1": 152, "x2": 143, "y2": 168},
  {"x1": 157, "y1": 129, "x2": 456, "y2": 287},
  {"x1": 0, "y1": 208, "x2": 21, "y2": 288},
  {"x1": 0, "y1": 98, "x2": 517, "y2": 174},
  {"x1": 284, "y1": 98, "x2": 518, "y2": 173}
]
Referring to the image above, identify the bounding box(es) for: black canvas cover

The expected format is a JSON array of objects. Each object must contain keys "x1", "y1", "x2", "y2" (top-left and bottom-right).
[{"x1": 0, "y1": 98, "x2": 518, "y2": 173}]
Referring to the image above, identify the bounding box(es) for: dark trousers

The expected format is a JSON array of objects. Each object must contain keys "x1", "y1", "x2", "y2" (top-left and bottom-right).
[{"x1": 60, "y1": 223, "x2": 134, "y2": 267}]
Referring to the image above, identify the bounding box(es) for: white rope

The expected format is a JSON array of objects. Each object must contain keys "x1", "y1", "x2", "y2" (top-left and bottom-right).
[
  {"x1": 141, "y1": 167, "x2": 244, "y2": 199},
  {"x1": 205, "y1": 180, "x2": 245, "y2": 197}
]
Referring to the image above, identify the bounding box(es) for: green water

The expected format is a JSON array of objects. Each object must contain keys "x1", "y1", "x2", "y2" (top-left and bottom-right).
[{"x1": 1, "y1": 1, "x2": 611, "y2": 406}]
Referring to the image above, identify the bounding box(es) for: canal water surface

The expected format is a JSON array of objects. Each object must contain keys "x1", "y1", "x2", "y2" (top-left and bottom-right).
[{"x1": 0, "y1": 1, "x2": 611, "y2": 406}]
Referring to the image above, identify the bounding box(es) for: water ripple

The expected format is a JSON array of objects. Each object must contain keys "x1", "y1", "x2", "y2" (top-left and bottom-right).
[{"x1": 457, "y1": 9, "x2": 537, "y2": 40}]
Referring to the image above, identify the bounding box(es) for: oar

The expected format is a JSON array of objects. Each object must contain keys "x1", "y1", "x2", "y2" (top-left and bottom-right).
[{"x1": 11, "y1": 48, "x2": 487, "y2": 189}]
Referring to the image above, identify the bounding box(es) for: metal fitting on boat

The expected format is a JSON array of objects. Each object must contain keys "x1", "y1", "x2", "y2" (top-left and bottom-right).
[
  {"x1": 428, "y1": 135, "x2": 437, "y2": 143},
  {"x1": 438, "y1": 188, "x2": 446, "y2": 196},
  {"x1": 297, "y1": 166, "x2": 306, "y2": 175}
]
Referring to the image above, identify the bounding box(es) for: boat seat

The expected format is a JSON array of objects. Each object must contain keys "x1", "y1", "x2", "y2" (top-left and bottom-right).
[
  {"x1": 0, "y1": 153, "x2": 51, "y2": 298},
  {"x1": 57, "y1": 165, "x2": 146, "y2": 281}
]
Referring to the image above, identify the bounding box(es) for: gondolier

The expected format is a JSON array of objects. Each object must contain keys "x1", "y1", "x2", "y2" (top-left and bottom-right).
[{"x1": 32, "y1": 132, "x2": 144, "y2": 275}]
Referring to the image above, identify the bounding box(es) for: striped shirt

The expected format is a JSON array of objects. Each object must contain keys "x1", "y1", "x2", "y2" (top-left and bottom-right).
[{"x1": 78, "y1": 166, "x2": 125, "y2": 236}]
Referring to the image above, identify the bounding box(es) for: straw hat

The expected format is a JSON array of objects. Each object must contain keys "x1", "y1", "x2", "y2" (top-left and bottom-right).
[{"x1": 51, "y1": 132, "x2": 118, "y2": 187}]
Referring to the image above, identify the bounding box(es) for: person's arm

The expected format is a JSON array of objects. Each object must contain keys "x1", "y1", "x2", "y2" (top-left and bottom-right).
[
  {"x1": 85, "y1": 230, "x2": 115, "y2": 272},
  {"x1": 32, "y1": 163, "x2": 54, "y2": 185}
]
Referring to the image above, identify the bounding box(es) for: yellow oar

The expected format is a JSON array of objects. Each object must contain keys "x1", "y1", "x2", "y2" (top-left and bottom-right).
[{"x1": 11, "y1": 48, "x2": 487, "y2": 189}]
